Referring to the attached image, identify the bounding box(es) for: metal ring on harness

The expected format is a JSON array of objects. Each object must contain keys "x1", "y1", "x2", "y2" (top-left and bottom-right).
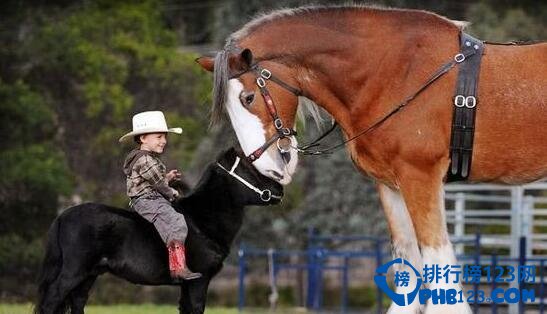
[
  {"x1": 454, "y1": 53, "x2": 466, "y2": 63},
  {"x1": 257, "y1": 77, "x2": 266, "y2": 88},
  {"x1": 260, "y1": 68, "x2": 272, "y2": 79},
  {"x1": 454, "y1": 95, "x2": 466, "y2": 107},
  {"x1": 260, "y1": 190, "x2": 272, "y2": 202},
  {"x1": 274, "y1": 118, "x2": 283, "y2": 130},
  {"x1": 276, "y1": 137, "x2": 293, "y2": 154},
  {"x1": 281, "y1": 128, "x2": 292, "y2": 136},
  {"x1": 465, "y1": 96, "x2": 477, "y2": 108}
]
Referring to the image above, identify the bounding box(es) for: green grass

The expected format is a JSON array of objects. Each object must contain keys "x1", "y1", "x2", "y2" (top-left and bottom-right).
[
  {"x1": 0, "y1": 304, "x2": 317, "y2": 314},
  {"x1": 0, "y1": 304, "x2": 241, "y2": 314}
]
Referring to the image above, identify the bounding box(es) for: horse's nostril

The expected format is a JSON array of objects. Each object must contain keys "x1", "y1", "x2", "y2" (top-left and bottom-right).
[
  {"x1": 281, "y1": 152, "x2": 291, "y2": 164},
  {"x1": 267, "y1": 170, "x2": 284, "y2": 180}
]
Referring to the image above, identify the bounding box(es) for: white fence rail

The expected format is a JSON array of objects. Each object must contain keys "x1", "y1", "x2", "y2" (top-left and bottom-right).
[{"x1": 444, "y1": 182, "x2": 547, "y2": 258}]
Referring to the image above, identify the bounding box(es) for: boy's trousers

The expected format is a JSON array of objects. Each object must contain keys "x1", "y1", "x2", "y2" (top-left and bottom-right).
[{"x1": 131, "y1": 192, "x2": 188, "y2": 244}]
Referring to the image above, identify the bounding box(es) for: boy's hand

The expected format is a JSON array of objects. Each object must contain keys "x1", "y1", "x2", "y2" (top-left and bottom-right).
[
  {"x1": 172, "y1": 190, "x2": 180, "y2": 201},
  {"x1": 166, "y1": 169, "x2": 182, "y2": 182}
]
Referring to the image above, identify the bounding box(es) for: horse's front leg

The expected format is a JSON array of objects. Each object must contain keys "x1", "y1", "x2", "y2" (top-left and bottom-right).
[
  {"x1": 378, "y1": 183, "x2": 424, "y2": 314},
  {"x1": 178, "y1": 277, "x2": 211, "y2": 314},
  {"x1": 398, "y1": 167, "x2": 471, "y2": 314}
]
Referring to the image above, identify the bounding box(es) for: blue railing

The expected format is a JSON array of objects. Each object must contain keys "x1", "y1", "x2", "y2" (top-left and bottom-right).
[
  {"x1": 237, "y1": 228, "x2": 391, "y2": 313},
  {"x1": 237, "y1": 232, "x2": 547, "y2": 313}
]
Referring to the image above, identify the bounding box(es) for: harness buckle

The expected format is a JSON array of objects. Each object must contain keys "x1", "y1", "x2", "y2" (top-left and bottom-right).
[
  {"x1": 274, "y1": 118, "x2": 283, "y2": 129},
  {"x1": 454, "y1": 95, "x2": 466, "y2": 107},
  {"x1": 260, "y1": 68, "x2": 272, "y2": 79},
  {"x1": 465, "y1": 96, "x2": 477, "y2": 108},
  {"x1": 256, "y1": 77, "x2": 266, "y2": 88},
  {"x1": 454, "y1": 53, "x2": 466, "y2": 63},
  {"x1": 281, "y1": 128, "x2": 292, "y2": 136},
  {"x1": 260, "y1": 189, "x2": 272, "y2": 202},
  {"x1": 454, "y1": 95, "x2": 477, "y2": 108}
]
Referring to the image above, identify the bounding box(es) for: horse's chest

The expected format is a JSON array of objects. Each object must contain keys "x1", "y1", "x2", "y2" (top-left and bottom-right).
[{"x1": 348, "y1": 142, "x2": 396, "y2": 184}]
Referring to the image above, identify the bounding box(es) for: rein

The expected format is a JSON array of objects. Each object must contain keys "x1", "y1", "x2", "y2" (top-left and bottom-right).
[
  {"x1": 296, "y1": 47, "x2": 479, "y2": 156},
  {"x1": 217, "y1": 156, "x2": 282, "y2": 202}
]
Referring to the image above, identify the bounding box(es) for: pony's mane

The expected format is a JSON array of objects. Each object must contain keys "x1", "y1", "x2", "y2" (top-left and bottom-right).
[{"x1": 210, "y1": 5, "x2": 466, "y2": 128}]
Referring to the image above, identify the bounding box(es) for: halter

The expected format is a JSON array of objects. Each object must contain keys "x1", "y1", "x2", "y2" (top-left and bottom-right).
[
  {"x1": 217, "y1": 156, "x2": 283, "y2": 202},
  {"x1": 232, "y1": 64, "x2": 302, "y2": 163}
]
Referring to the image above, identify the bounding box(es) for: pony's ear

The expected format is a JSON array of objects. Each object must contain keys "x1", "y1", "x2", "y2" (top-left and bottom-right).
[
  {"x1": 241, "y1": 48, "x2": 253, "y2": 67},
  {"x1": 216, "y1": 147, "x2": 239, "y2": 165},
  {"x1": 195, "y1": 56, "x2": 214, "y2": 72}
]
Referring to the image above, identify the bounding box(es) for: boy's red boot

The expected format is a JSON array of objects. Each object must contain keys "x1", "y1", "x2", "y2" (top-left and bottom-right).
[{"x1": 167, "y1": 240, "x2": 202, "y2": 280}]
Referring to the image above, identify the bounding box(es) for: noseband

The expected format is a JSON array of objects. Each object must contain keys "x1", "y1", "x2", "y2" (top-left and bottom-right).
[
  {"x1": 232, "y1": 64, "x2": 302, "y2": 163},
  {"x1": 217, "y1": 156, "x2": 282, "y2": 202}
]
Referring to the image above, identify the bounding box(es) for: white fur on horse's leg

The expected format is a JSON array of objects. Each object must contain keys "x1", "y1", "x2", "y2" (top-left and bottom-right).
[
  {"x1": 422, "y1": 244, "x2": 472, "y2": 314},
  {"x1": 421, "y1": 189, "x2": 471, "y2": 314},
  {"x1": 378, "y1": 184, "x2": 424, "y2": 314}
]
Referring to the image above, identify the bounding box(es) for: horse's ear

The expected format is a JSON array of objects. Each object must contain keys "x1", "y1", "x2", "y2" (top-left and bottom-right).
[
  {"x1": 241, "y1": 49, "x2": 253, "y2": 67},
  {"x1": 195, "y1": 56, "x2": 214, "y2": 72}
]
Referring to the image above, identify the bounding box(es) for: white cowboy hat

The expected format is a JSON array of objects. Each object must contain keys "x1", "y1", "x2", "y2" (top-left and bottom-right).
[{"x1": 119, "y1": 111, "x2": 182, "y2": 142}]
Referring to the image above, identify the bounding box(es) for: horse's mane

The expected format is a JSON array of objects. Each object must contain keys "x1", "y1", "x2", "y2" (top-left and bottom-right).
[
  {"x1": 210, "y1": 5, "x2": 466, "y2": 130},
  {"x1": 231, "y1": 5, "x2": 466, "y2": 41}
]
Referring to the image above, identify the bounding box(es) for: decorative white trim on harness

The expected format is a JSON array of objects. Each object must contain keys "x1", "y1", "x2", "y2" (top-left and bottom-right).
[{"x1": 217, "y1": 157, "x2": 282, "y2": 202}]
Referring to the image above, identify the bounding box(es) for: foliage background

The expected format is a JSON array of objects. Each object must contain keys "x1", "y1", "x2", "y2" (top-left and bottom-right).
[{"x1": 0, "y1": 0, "x2": 544, "y2": 306}]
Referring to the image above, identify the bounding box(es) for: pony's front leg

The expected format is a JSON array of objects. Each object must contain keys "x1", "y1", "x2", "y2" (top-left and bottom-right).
[
  {"x1": 178, "y1": 278, "x2": 211, "y2": 314},
  {"x1": 378, "y1": 183, "x2": 424, "y2": 314},
  {"x1": 398, "y1": 170, "x2": 471, "y2": 314}
]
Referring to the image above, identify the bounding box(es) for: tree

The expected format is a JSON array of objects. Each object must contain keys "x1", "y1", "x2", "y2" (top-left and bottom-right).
[{"x1": 18, "y1": 0, "x2": 212, "y2": 204}]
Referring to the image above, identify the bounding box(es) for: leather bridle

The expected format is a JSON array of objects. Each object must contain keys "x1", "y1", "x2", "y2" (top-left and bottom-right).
[{"x1": 230, "y1": 64, "x2": 302, "y2": 163}]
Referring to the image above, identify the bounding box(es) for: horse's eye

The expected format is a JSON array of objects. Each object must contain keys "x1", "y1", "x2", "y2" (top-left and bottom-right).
[{"x1": 239, "y1": 91, "x2": 255, "y2": 107}]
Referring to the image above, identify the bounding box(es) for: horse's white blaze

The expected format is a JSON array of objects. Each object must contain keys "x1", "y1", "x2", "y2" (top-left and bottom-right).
[
  {"x1": 226, "y1": 79, "x2": 297, "y2": 185},
  {"x1": 422, "y1": 244, "x2": 472, "y2": 314},
  {"x1": 378, "y1": 184, "x2": 423, "y2": 314}
]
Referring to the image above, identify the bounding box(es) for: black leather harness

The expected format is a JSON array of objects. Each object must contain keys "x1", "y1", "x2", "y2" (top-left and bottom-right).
[{"x1": 447, "y1": 33, "x2": 485, "y2": 182}]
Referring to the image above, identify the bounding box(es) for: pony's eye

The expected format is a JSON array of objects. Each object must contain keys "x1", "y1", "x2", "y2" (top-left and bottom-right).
[{"x1": 239, "y1": 91, "x2": 255, "y2": 107}]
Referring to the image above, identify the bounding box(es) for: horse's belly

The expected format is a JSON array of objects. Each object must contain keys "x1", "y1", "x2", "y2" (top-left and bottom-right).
[
  {"x1": 469, "y1": 45, "x2": 547, "y2": 184},
  {"x1": 471, "y1": 118, "x2": 547, "y2": 183}
]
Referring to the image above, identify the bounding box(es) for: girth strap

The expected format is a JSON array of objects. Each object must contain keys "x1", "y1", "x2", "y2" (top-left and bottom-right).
[{"x1": 447, "y1": 33, "x2": 485, "y2": 182}]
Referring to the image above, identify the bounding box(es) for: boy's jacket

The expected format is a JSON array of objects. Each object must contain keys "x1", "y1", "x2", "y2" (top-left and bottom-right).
[{"x1": 123, "y1": 149, "x2": 178, "y2": 201}]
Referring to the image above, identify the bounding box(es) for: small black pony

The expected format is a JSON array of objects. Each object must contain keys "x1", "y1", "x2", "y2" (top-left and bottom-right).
[{"x1": 35, "y1": 148, "x2": 283, "y2": 314}]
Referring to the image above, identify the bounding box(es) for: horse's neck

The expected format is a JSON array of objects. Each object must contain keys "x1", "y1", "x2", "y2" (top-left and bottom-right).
[
  {"x1": 244, "y1": 9, "x2": 461, "y2": 130},
  {"x1": 179, "y1": 174, "x2": 244, "y2": 248}
]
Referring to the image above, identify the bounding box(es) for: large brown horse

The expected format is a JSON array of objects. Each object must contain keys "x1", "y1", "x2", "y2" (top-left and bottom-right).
[{"x1": 197, "y1": 5, "x2": 546, "y2": 314}]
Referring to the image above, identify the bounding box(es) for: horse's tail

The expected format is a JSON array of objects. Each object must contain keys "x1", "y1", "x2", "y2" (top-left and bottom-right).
[{"x1": 34, "y1": 217, "x2": 63, "y2": 314}]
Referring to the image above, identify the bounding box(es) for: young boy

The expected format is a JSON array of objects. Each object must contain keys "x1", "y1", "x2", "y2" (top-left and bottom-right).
[{"x1": 119, "y1": 111, "x2": 201, "y2": 280}]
